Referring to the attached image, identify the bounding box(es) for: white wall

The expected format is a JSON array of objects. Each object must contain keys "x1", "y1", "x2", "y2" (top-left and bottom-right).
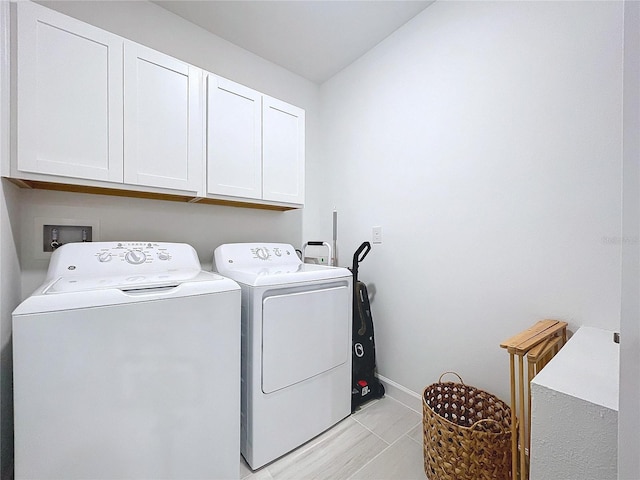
[
  {"x1": 36, "y1": 1, "x2": 318, "y2": 109},
  {"x1": 19, "y1": 189, "x2": 302, "y2": 295},
  {"x1": 619, "y1": 0, "x2": 640, "y2": 477},
  {"x1": 318, "y1": 0, "x2": 624, "y2": 402},
  {"x1": 14, "y1": 0, "x2": 321, "y2": 293},
  {"x1": 0, "y1": 2, "x2": 21, "y2": 477},
  {"x1": 2, "y1": 0, "x2": 633, "y2": 475},
  {"x1": 0, "y1": 180, "x2": 20, "y2": 480}
]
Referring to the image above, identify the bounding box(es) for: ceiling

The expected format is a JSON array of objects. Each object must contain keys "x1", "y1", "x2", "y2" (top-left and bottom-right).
[{"x1": 152, "y1": 1, "x2": 433, "y2": 84}]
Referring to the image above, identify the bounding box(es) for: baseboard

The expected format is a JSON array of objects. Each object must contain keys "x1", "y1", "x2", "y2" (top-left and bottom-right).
[{"x1": 377, "y1": 374, "x2": 423, "y2": 414}]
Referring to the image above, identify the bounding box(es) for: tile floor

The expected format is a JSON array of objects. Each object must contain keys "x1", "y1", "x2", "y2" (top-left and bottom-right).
[{"x1": 240, "y1": 396, "x2": 427, "y2": 480}]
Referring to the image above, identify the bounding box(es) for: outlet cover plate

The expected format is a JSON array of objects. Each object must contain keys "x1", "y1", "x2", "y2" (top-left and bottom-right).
[{"x1": 372, "y1": 226, "x2": 383, "y2": 244}]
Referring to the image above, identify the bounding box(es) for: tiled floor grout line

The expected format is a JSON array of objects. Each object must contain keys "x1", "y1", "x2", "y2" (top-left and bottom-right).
[
  {"x1": 402, "y1": 414, "x2": 425, "y2": 448},
  {"x1": 261, "y1": 417, "x2": 356, "y2": 479},
  {"x1": 345, "y1": 423, "x2": 424, "y2": 480},
  {"x1": 266, "y1": 413, "x2": 392, "y2": 480},
  {"x1": 350, "y1": 414, "x2": 390, "y2": 443},
  {"x1": 351, "y1": 398, "x2": 380, "y2": 414},
  {"x1": 345, "y1": 438, "x2": 394, "y2": 480},
  {"x1": 347, "y1": 404, "x2": 401, "y2": 480},
  {"x1": 241, "y1": 396, "x2": 425, "y2": 480},
  {"x1": 347, "y1": 405, "x2": 424, "y2": 480},
  {"x1": 384, "y1": 393, "x2": 422, "y2": 414},
  {"x1": 407, "y1": 429, "x2": 423, "y2": 447},
  {"x1": 352, "y1": 411, "x2": 422, "y2": 444}
]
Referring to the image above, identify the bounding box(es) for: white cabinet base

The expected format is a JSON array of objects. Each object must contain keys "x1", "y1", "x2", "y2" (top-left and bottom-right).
[{"x1": 7, "y1": 178, "x2": 298, "y2": 212}]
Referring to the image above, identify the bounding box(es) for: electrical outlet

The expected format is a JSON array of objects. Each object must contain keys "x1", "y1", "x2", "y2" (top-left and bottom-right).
[{"x1": 372, "y1": 226, "x2": 383, "y2": 244}]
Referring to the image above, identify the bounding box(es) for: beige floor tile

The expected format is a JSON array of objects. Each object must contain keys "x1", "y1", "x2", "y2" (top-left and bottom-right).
[
  {"x1": 243, "y1": 467, "x2": 275, "y2": 480},
  {"x1": 353, "y1": 396, "x2": 421, "y2": 444},
  {"x1": 407, "y1": 424, "x2": 424, "y2": 446},
  {"x1": 351, "y1": 397, "x2": 380, "y2": 413},
  {"x1": 239, "y1": 394, "x2": 423, "y2": 480},
  {"x1": 266, "y1": 417, "x2": 388, "y2": 480},
  {"x1": 349, "y1": 435, "x2": 427, "y2": 480},
  {"x1": 241, "y1": 457, "x2": 252, "y2": 478}
]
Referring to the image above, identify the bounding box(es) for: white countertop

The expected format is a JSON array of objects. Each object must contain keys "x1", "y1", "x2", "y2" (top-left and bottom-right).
[{"x1": 531, "y1": 326, "x2": 619, "y2": 411}]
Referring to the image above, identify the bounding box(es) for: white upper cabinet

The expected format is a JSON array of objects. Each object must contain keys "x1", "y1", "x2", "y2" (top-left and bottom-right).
[
  {"x1": 262, "y1": 97, "x2": 305, "y2": 204},
  {"x1": 13, "y1": 2, "x2": 304, "y2": 208},
  {"x1": 207, "y1": 75, "x2": 262, "y2": 199},
  {"x1": 16, "y1": 1, "x2": 124, "y2": 182},
  {"x1": 124, "y1": 42, "x2": 202, "y2": 193},
  {"x1": 206, "y1": 75, "x2": 305, "y2": 206}
]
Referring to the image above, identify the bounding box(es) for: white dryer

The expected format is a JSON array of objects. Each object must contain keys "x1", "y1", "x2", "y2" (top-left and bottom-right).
[
  {"x1": 214, "y1": 243, "x2": 352, "y2": 469},
  {"x1": 13, "y1": 242, "x2": 241, "y2": 480}
]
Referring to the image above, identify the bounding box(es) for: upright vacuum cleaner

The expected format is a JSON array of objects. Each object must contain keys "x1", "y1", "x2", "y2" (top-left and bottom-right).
[{"x1": 350, "y1": 241, "x2": 385, "y2": 411}]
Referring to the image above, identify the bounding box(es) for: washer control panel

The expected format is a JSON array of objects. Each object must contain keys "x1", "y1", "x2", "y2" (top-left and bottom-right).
[
  {"x1": 46, "y1": 242, "x2": 201, "y2": 280},
  {"x1": 92, "y1": 242, "x2": 166, "y2": 262},
  {"x1": 93, "y1": 242, "x2": 175, "y2": 266}
]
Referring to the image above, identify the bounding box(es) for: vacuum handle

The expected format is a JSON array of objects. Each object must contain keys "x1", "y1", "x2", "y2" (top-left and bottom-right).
[
  {"x1": 352, "y1": 241, "x2": 371, "y2": 270},
  {"x1": 355, "y1": 241, "x2": 371, "y2": 263}
]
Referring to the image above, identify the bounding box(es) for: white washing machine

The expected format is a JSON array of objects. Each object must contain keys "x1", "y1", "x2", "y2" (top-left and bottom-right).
[
  {"x1": 13, "y1": 241, "x2": 241, "y2": 480},
  {"x1": 214, "y1": 243, "x2": 352, "y2": 469}
]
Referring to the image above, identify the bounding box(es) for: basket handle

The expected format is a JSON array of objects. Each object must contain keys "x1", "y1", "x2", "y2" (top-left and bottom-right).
[
  {"x1": 470, "y1": 418, "x2": 507, "y2": 433},
  {"x1": 438, "y1": 371, "x2": 464, "y2": 384}
]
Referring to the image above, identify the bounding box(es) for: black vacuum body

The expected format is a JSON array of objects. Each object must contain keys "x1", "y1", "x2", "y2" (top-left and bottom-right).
[{"x1": 350, "y1": 241, "x2": 385, "y2": 411}]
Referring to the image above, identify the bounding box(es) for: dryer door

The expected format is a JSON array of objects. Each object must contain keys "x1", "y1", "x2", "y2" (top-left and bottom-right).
[{"x1": 262, "y1": 284, "x2": 350, "y2": 394}]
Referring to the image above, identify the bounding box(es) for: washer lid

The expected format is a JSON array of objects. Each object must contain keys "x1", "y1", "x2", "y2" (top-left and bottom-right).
[
  {"x1": 214, "y1": 243, "x2": 351, "y2": 286},
  {"x1": 14, "y1": 240, "x2": 241, "y2": 316},
  {"x1": 45, "y1": 269, "x2": 209, "y2": 294},
  {"x1": 13, "y1": 270, "x2": 239, "y2": 316}
]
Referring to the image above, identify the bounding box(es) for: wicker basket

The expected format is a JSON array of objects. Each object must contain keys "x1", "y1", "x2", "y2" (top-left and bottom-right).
[{"x1": 422, "y1": 372, "x2": 512, "y2": 480}]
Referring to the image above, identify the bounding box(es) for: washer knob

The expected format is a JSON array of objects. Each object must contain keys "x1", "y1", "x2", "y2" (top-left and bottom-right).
[
  {"x1": 125, "y1": 250, "x2": 146, "y2": 265},
  {"x1": 158, "y1": 251, "x2": 170, "y2": 261},
  {"x1": 97, "y1": 252, "x2": 112, "y2": 263}
]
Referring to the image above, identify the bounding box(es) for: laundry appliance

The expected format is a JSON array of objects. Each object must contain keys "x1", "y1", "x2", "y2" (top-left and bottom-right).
[
  {"x1": 214, "y1": 243, "x2": 352, "y2": 469},
  {"x1": 13, "y1": 241, "x2": 241, "y2": 480}
]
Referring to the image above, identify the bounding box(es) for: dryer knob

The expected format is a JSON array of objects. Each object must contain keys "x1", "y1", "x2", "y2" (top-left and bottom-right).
[{"x1": 255, "y1": 247, "x2": 270, "y2": 260}]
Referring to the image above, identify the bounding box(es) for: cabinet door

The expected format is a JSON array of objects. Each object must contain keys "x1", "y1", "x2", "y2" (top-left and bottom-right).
[
  {"x1": 262, "y1": 96, "x2": 305, "y2": 205},
  {"x1": 206, "y1": 75, "x2": 262, "y2": 199},
  {"x1": 16, "y1": 2, "x2": 123, "y2": 182},
  {"x1": 124, "y1": 42, "x2": 202, "y2": 193}
]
